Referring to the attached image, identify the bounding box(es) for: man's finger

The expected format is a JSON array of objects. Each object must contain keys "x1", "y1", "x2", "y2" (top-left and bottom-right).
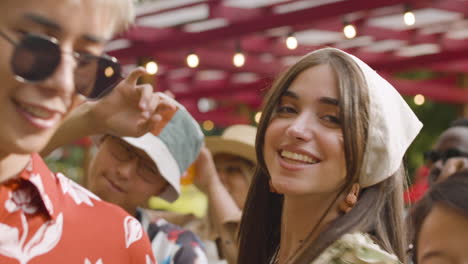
[
  {"x1": 147, "y1": 94, "x2": 161, "y2": 115},
  {"x1": 439, "y1": 157, "x2": 468, "y2": 182},
  {"x1": 154, "y1": 94, "x2": 177, "y2": 116},
  {"x1": 125, "y1": 67, "x2": 147, "y2": 85},
  {"x1": 136, "y1": 84, "x2": 154, "y2": 116}
]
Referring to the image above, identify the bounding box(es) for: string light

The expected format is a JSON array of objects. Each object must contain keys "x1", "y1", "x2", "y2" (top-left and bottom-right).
[
  {"x1": 233, "y1": 53, "x2": 245, "y2": 67},
  {"x1": 254, "y1": 111, "x2": 262, "y2": 124},
  {"x1": 404, "y1": 4, "x2": 416, "y2": 26},
  {"x1": 186, "y1": 52, "x2": 199, "y2": 68},
  {"x1": 414, "y1": 94, "x2": 425, "y2": 105},
  {"x1": 145, "y1": 61, "x2": 158, "y2": 75},
  {"x1": 286, "y1": 32, "x2": 298, "y2": 50},
  {"x1": 233, "y1": 40, "x2": 246, "y2": 68},
  {"x1": 202, "y1": 120, "x2": 214, "y2": 131},
  {"x1": 343, "y1": 22, "x2": 357, "y2": 39}
]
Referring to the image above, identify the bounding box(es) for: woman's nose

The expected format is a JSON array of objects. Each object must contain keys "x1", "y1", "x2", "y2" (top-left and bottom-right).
[{"x1": 285, "y1": 114, "x2": 314, "y2": 141}]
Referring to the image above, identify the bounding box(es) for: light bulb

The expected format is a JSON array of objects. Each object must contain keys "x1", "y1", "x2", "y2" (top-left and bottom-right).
[
  {"x1": 404, "y1": 11, "x2": 416, "y2": 26},
  {"x1": 343, "y1": 24, "x2": 357, "y2": 39},
  {"x1": 233, "y1": 52, "x2": 246, "y2": 67},
  {"x1": 286, "y1": 35, "x2": 298, "y2": 50},
  {"x1": 202, "y1": 120, "x2": 214, "y2": 131},
  {"x1": 414, "y1": 94, "x2": 425, "y2": 105},
  {"x1": 254, "y1": 111, "x2": 262, "y2": 124},
  {"x1": 145, "y1": 61, "x2": 158, "y2": 75},
  {"x1": 186, "y1": 53, "x2": 199, "y2": 68}
]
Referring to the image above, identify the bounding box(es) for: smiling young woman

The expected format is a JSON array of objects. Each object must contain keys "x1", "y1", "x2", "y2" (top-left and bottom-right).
[{"x1": 237, "y1": 48, "x2": 422, "y2": 264}]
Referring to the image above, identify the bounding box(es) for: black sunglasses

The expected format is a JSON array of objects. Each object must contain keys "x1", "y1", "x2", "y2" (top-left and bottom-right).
[
  {"x1": 424, "y1": 148, "x2": 468, "y2": 163},
  {"x1": 0, "y1": 31, "x2": 122, "y2": 99}
]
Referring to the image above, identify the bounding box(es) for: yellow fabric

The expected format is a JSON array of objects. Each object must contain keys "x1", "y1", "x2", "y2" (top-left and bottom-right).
[{"x1": 148, "y1": 185, "x2": 208, "y2": 218}]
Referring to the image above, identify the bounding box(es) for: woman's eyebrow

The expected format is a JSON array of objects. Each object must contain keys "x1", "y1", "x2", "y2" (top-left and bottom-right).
[
  {"x1": 281, "y1": 91, "x2": 339, "y2": 106},
  {"x1": 319, "y1": 97, "x2": 339, "y2": 106},
  {"x1": 421, "y1": 251, "x2": 451, "y2": 262},
  {"x1": 282, "y1": 90, "x2": 299, "y2": 99}
]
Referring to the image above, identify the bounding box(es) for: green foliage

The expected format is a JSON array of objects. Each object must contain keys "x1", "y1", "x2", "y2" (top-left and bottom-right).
[{"x1": 45, "y1": 145, "x2": 86, "y2": 184}]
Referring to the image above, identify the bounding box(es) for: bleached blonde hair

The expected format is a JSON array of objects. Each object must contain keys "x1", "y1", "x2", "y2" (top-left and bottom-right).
[{"x1": 96, "y1": 0, "x2": 135, "y2": 35}]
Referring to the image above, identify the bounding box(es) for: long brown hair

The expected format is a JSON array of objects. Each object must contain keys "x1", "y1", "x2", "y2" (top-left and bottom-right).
[{"x1": 237, "y1": 48, "x2": 407, "y2": 264}]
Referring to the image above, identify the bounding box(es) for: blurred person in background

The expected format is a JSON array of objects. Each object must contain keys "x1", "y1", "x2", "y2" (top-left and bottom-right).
[
  {"x1": 0, "y1": 0, "x2": 163, "y2": 262},
  {"x1": 410, "y1": 170, "x2": 468, "y2": 264},
  {"x1": 193, "y1": 124, "x2": 257, "y2": 264},
  {"x1": 45, "y1": 93, "x2": 209, "y2": 264},
  {"x1": 425, "y1": 118, "x2": 468, "y2": 185},
  {"x1": 405, "y1": 118, "x2": 468, "y2": 205},
  {"x1": 153, "y1": 124, "x2": 257, "y2": 264}
]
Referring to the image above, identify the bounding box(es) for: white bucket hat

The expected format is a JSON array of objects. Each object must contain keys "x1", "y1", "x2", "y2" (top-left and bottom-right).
[{"x1": 122, "y1": 92, "x2": 204, "y2": 202}]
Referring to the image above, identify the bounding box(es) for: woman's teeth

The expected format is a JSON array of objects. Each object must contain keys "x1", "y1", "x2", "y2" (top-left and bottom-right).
[{"x1": 281, "y1": 150, "x2": 318, "y2": 164}]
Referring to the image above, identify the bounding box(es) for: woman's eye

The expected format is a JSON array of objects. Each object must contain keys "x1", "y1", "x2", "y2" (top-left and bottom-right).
[
  {"x1": 322, "y1": 115, "x2": 341, "y2": 124},
  {"x1": 276, "y1": 105, "x2": 297, "y2": 114},
  {"x1": 226, "y1": 166, "x2": 242, "y2": 174}
]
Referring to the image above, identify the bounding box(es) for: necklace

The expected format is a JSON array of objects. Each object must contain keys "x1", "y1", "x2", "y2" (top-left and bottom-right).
[
  {"x1": 273, "y1": 239, "x2": 306, "y2": 264},
  {"x1": 276, "y1": 191, "x2": 342, "y2": 264},
  {"x1": 277, "y1": 221, "x2": 322, "y2": 264}
]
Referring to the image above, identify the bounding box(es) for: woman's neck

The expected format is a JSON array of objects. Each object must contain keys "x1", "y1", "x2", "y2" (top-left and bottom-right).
[
  {"x1": 277, "y1": 193, "x2": 342, "y2": 264},
  {"x1": 0, "y1": 152, "x2": 31, "y2": 183}
]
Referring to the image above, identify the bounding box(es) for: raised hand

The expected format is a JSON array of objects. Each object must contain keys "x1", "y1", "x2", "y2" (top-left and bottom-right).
[
  {"x1": 41, "y1": 68, "x2": 176, "y2": 156},
  {"x1": 193, "y1": 146, "x2": 221, "y2": 194},
  {"x1": 89, "y1": 67, "x2": 175, "y2": 138},
  {"x1": 438, "y1": 157, "x2": 468, "y2": 183}
]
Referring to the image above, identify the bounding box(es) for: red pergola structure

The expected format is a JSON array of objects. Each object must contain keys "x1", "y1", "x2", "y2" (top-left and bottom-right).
[{"x1": 108, "y1": 0, "x2": 468, "y2": 126}]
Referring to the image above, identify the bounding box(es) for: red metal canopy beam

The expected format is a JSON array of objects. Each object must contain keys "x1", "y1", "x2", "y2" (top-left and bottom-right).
[
  {"x1": 113, "y1": 0, "x2": 422, "y2": 58},
  {"x1": 371, "y1": 43, "x2": 468, "y2": 71}
]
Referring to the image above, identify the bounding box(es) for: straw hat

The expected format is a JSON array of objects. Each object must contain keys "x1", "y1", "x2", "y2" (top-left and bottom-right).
[{"x1": 205, "y1": 124, "x2": 257, "y2": 164}]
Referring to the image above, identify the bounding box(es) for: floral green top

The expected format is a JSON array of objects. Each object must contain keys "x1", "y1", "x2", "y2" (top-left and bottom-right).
[{"x1": 312, "y1": 233, "x2": 401, "y2": 264}]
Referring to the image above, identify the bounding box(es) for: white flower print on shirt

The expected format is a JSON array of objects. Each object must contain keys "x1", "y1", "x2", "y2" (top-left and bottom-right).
[
  {"x1": 5, "y1": 189, "x2": 38, "y2": 215},
  {"x1": 84, "y1": 258, "x2": 103, "y2": 264},
  {"x1": 56, "y1": 173, "x2": 100, "y2": 206},
  {"x1": 0, "y1": 213, "x2": 63, "y2": 264},
  {"x1": 146, "y1": 254, "x2": 156, "y2": 264},
  {"x1": 124, "y1": 216, "x2": 143, "y2": 248}
]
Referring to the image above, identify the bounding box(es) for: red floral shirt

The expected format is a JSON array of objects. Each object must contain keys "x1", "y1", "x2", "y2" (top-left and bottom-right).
[{"x1": 0, "y1": 154, "x2": 157, "y2": 264}]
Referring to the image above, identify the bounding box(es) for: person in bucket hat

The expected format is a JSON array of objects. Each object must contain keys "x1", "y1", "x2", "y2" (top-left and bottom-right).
[
  {"x1": 45, "y1": 91, "x2": 208, "y2": 264},
  {"x1": 85, "y1": 93, "x2": 208, "y2": 264}
]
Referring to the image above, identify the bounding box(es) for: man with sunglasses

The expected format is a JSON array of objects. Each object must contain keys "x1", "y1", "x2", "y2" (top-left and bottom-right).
[
  {"x1": 426, "y1": 118, "x2": 468, "y2": 184},
  {"x1": 0, "y1": 0, "x2": 163, "y2": 263}
]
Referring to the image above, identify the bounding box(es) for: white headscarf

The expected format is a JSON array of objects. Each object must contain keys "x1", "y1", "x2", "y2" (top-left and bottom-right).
[{"x1": 314, "y1": 48, "x2": 423, "y2": 187}]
